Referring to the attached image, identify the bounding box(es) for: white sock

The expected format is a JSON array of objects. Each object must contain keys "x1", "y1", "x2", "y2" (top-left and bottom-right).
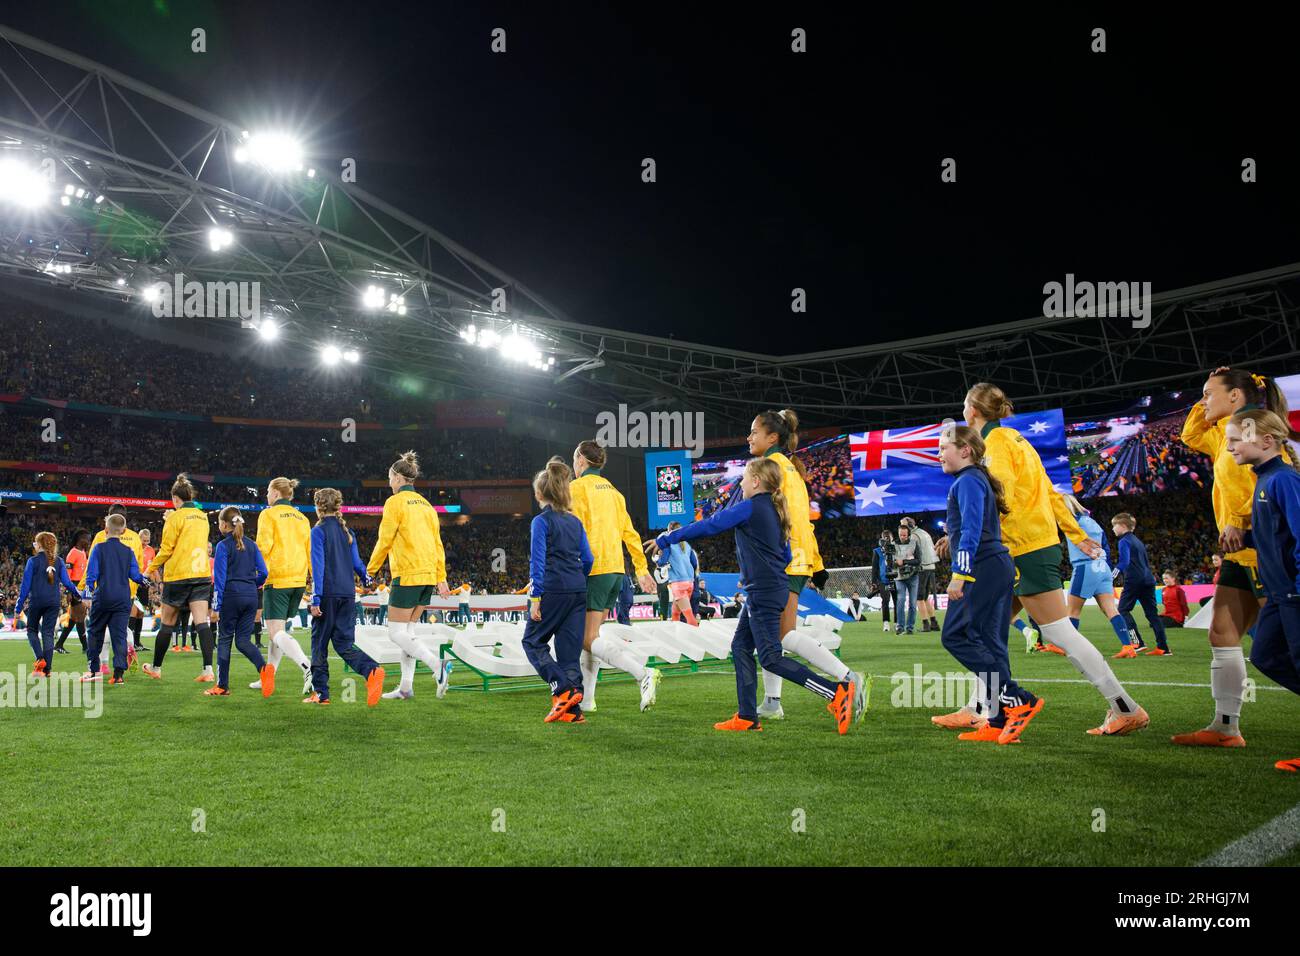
[
  {"x1": 275, "y1": 630, "x2": 310, "y2": 671},
  {"x1": 580, "y1": 650, "x2": 599, "y2": 708},
  {"x1": 782, "y1": 631, "x2": 850, "y2": 682},
  {"x1": 265, "y1": 623, "x2": 284, "y2": 671},
  {"x1": 1211, "y1": 646, "x2": 1246, "y2": 734},
  {"x1": 388, "y1": 621, "x2": 441, "y2": 673},
  {"x1": 398, "y1": 652, "x2": 416, "y2": 694},
  {"x1": 762, "y1": 669, "x2": 783, "y2": 700},
  {"x1": 1040, "y1": 617, "x2": 1139, "y2": 715},
  {"x1": 591, "y1": 635, "x2": 646, "y2": 681},
  {"x1": 100, "y1": 643, "x2": 110, "y2": 664}
]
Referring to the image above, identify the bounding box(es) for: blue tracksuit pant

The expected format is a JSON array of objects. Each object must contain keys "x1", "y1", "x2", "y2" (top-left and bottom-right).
[
  {"x1": 1118, "y1": 581, "x2": 1168, "y2": 651},
  {"x1": 26, "y1": 603, "x2": 59, "y2": 665},
  {"x1": 1250, "y1": 599, "x2": 1300, "y2": 696},
  {"x1": 940, "y1": 552, "x2": 1033, "y2": 724},
  {"x1": 87, "y1": 601, "x2": 129, "y2": 674},
  {"x1": 310, "y1": 595, "x2": 380, "y2": 700},
  {"x1": 732, "y1": 585, "x2": 839, "y2": 721},
  {"x1": 217, "y1": 592, "x2": 267, "y2": 689},
  {"x1": 521, "y1": 590, "x2": 586, "y2": 695}
]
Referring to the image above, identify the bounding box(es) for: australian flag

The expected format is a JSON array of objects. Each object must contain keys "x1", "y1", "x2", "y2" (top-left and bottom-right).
[{"x1": 850, "y1": 409, "x2": 1071, "y2": 516}]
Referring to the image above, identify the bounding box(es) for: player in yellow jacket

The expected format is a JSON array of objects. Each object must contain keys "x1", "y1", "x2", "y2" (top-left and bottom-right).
[
  {"x1": 246, "y1": 477, "x2": 315, "y2": 696},
  {"x1": 142, "y1": 474, "x2": 216, "y2": 682},
  {"x1": 367, "y1": 451, "x2": 452, "y2": 701},
  {"x1": 933, "y1": 384, "x2": 1148, "y2": 739},
  {"x1": 1174, "y1": 367, "x2": 1296, "y2": 747},
  {"x1": 746, "y1": 409, "x2": 866, "y2": 722},
  {"x1": 568, "y1": 441, "x2": 661, "y2": 714}
]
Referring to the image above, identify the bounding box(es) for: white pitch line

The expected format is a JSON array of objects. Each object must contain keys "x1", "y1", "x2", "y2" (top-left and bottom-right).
[
  {"x1": 889, "y1": 675, "x2": 1289, "y2": 692},
  {"x1": 1198, "y1": 801, "x2": 1300, "y2": 867}
]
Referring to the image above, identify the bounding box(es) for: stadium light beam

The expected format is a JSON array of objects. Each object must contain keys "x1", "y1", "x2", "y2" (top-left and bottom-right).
[
  {"x1": 321, "y1": 344, "x2": 342, "y2": 366},
  {"x1": 232, "y1": 131, "x2": 305, "y2": 174},
  {"x1": 258, "y1": 318, "x2": 280, "y2": 341}
]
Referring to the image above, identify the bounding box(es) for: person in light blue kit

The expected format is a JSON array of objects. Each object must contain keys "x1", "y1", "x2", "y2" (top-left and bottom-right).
[
  {"x1": 12, "y1": 531, "x2": 82, "y2": 677},
  {"x1": 521, "y1": 459, "x2": 595, "y2": 724},
  {"x1": 652, "y1": 457, "x2": 856, "y2": 734},
  {"x1": 1226, "y1": 408, "x2": 1300, "y2": 771},
  {"x1": 656, "y1": 521, "x2": 700, "y2": 625},
  {"x1": 1062, "y1": 495, "x2": 1142, "y2": 656},
  {"x1": 208, "y1": 507, "x2": 274, "y2": 697}
]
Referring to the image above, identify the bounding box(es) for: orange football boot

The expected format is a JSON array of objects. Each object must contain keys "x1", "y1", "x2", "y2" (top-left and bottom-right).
[
  {"x1": 998, "y1": 697, "x2": 1044, "y2": 744},
  {"x1": 1087, "y1": 707, "x2": 1151, "y2": 736},
  {"x1": 259, "y1": 664, "x2": 276, "y2": 698},
  {"x1": 714, "y1": 713, "x2": 762, "y2": 731},
  {"x1": 366, "y1": 667, "x2": 386, "y2": 707},
  {"x1": 931, "y1": 708, "x2": 987, "y2": 730},
  {"x1": 959, "y1": 723, "x2": 1012, "y2": 743},
  {"x1": 1112, "y1": 645, "x2": 1138, "y2": 659},
  {"x1": 826, "y1": 680, "x2": 855, "y2": 734},
  {"x1": 1170, "y1": 727, "x2": 1243, "y2": 747},
  {"x1": 1275, "y1": 757, "x2": 1300, "y2": 772}
]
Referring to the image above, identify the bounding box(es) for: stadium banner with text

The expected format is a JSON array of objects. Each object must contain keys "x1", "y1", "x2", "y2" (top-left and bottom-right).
[
  {"x1": 459, "y1": 486, "x2": 535, "y2": 514},
  {"x1": 645, "y1": 450, "x2": 692, "y2": 530},
  {"x1": 851, "y1": 409, "x2": 1070, "y2": 516},
  {"x1": 433, "y1": 399, "x2": 510, "y2": 429},
  {"x1": 0, "y1": 489, "x2": 459, "y2": 514}
]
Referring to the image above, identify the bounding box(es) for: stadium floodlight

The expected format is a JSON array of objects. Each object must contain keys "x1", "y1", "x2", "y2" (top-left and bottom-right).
[
  {"x1": 362, "y1": 284, "x2": 386, "y2": 309},
  {"x1": 258, "y1": 317, "x2": 280, "y2": 341},
  {"x1": 60, "y1": 195, "x2": 71, "y2": 206},
  {"x1": 2, "y1": 160, "x2": 52, "y2": 207},
  {"x1": 343, "y1": 348, "x2": 361, "y2": 364},
  {"x1": 141, "y1": 284, "x2": 162, "y2": 302},
  {"x1": 386, "y1": 293, "x2": 406, "y2": 316},
  {"x1": 321, "y1": 344, "x2": 342, "y2": 366},
  {"x1": 74, "y1": 187, "x2": 86, "y2": 198},
  {"x1": 115, "y1": 278, "x2": 126, "y2": 286},
  {"x1": 63, "y1": 184, "x2": 75, "y2": 196},
  {"x1": 94, "y1": 194, "x2": 104, "y2": 204},
  {"x1": 208, "y1": 227, "x2": 234, "y2": 252},
  {"x1": 307, "y1": 168, "x2": 316, "y2": 178},
  {"x1": 232, "y1": 131, "x2": 305, "y2": 173}
]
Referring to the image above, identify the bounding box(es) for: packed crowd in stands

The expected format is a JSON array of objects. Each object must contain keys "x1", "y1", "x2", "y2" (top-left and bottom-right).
[{"x1": 1070, "y1": 414, "x2": 1211, "y2": 497}]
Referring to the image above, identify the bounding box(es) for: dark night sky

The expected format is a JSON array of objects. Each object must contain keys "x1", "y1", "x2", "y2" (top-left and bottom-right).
[{"x1": 5, "y1": 3, "x2": 1300, "y2": 351}]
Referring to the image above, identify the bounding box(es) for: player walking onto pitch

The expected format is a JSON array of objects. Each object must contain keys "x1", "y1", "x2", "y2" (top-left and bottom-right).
[
  {"x1": 653, "y1": 521, "x2": 699, "y2": 625},
  {"x1": 307, "y1": 489, "x2": 385, "y2": 706},
  {"x1": 936, "y1": 426, "x2": 1040, "y2": 743},
  {"x1": 53, "y1": 530, "x2": 90, "y2": 654},
  {"x1": 1061, "y1": 496, "x2": 1144, "y2": 657},
  {"x1": 206, "y1": 507, "x2": 275, "y2": 697},
  {"x1": 12, "y1": 531, "x2": 83, "y2": 677},
  {"x1": 82, "y1": 514, "x2": 149, "y2": 684},
  {"x1": 87, "y1": 506, "x2": 147, "y2": 674},
  {"x1": 746, "y1": 409, "x2": 866, "y2": 722},
  {"x1": 367, "y1": 452, "x2": 453, "y2": 702},
  {"x1": 934, "y1": 383, "x2": 1149, "y2": 737},
  {"x1": 248, "y1": 477, "x2": 315, "y2": 696},
  {"x1": 1174, "y1": 368, "x2": 1295, "y2": 748},
  {"x1": 142, "y1": 475, "x2": 216, "y2": 682},
  {"x1": 568, "y1": 441, "x2": 660, "y2": 713},
  {"x1": 1225, "y1": 408, "x2": 1300, "y2": 771},
  {"x1": 522, "y1": 459, "x2": 594, "y2": 723},
  {"x1": 653, "y1": 457, "x2": 857, "y2": 733}
]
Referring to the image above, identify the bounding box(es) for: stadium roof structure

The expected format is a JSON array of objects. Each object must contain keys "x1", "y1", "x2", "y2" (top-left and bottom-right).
[{"x1": 2, "y1": 24, "x2": 1299, "y2": 435}]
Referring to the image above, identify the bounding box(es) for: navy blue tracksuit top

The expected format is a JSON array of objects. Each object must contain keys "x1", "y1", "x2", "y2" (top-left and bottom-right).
[
  {"x1": 1247, "y1": 456, "x2": 1300, "y2": 600},
  {"x1": 212, "y1": 533, "x2": 269, "y2": 612},
  {"x1": 945, "y1": 465, "x2": 1008, "y2": 581},
  {"x1": 528, "y1": 506, "x2": 594, "y2": 597},
  {"x1": 310, "y1": 516, "x2": 369, "y2": 604},
  {"x1": 1115, "y1": 533, "x2": 1155, "y2": 587},
  {"x1": 659, "y1": 492, "x2": 790, "y2": 592},
  {"x1": 84, "y1": 537, "x2": 147, "y2": 611}
]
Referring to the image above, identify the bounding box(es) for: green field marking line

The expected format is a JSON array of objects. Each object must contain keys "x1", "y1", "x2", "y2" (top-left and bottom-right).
[{"x1": 1198, "y1": 800, "x2": 1300, "y2": 867}]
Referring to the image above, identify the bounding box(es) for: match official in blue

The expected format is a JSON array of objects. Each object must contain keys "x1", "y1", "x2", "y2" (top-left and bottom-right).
[
  {"x1": 307, "y1": 489, "x2": 385, "y2": 707},
  {"x1": 937, "y1": 425, "x2": 1042, "y2": 745},
  {"x1": 522, "y1": 460, "x2": 595, "y2": 723},
  {"x1": 652, "y1": 456, "x2": 856, "y2": 734},
  {"x1": 82, "y1": 514, "x2": 148, "y2": 684},
  {"x1": 12, "y1": 531, "x2": 83, "y2": 677},
  {"x1": 208, "y1": 507, "x2": 275, "y2": 698}
]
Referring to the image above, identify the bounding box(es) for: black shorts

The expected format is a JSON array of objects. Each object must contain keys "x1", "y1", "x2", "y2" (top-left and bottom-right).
[
  {"x1": 161, "y1": 577, "x2": 213, "y2": 609},
  {"x1": 917, "y1": 569, "x2": 936, "y2": 598}
]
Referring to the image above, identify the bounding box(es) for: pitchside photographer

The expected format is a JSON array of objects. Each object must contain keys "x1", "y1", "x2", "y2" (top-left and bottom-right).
[
  {"x1": 893, "y1": 523, "x2": 922, "y2": 634},
  {"x1": 872, "y1": 530, "x2": 897, "y2": 633},
  {"x1": 901, "y1": 516, "x2": 940, "y2": 632}
]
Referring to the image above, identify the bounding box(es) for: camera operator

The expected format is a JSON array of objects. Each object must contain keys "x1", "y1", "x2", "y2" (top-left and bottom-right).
[
  {"x1": 872, "y1": 530, "x2": 897, "y2": 633},
  {"x1": 894, "y1": 522, "x2": 922, "y2": 634},
  {"x1": 901, "y1": 516, "x2": 940, "y2": 633}
]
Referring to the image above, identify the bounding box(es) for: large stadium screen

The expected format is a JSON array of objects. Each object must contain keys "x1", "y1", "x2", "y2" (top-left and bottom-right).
[
  {"x1": 690, "y1": 434, "x2": 863, "y2": 523},
  {"x1": 1066, "y1": 372, "x2": 1300, "y2": 497}
]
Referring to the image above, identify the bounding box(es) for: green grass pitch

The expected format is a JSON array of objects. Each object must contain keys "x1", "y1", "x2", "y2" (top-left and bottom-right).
[{"x1": 1, "y1": 610, "x2": 1297, "y2": 866}]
